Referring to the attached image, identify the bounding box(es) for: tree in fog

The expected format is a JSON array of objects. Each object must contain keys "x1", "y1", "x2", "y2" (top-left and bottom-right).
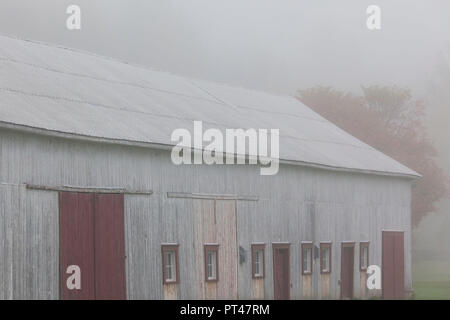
[{"x1": 298, "y1": 85, "x2": 448, "y2": 226}]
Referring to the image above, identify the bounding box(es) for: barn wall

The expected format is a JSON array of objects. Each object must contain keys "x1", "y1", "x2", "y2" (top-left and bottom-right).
[
  {"x1": 0, "y1": 129, "x2": 412, "y2": 299},
  {"x1": 0, "y1": 183, "x2": 59, "y2": 299}
]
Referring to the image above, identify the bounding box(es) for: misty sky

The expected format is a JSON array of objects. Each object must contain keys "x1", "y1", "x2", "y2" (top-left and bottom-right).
[{"x1": 1, "y1": 0, "x2": 450, "y2": 96}]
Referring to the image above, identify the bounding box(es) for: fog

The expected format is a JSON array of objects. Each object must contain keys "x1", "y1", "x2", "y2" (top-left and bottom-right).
[
  {"x1": 1, "y1": 0, "x2": 449, "y2": 279},
  {"x1": 2, "y1": 1, "x2": 450, "y2": 94}
]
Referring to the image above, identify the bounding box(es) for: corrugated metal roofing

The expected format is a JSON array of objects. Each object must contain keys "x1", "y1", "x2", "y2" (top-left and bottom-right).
[{"x1": 0, "y1": 35, "x2": 419, "y2": 177}]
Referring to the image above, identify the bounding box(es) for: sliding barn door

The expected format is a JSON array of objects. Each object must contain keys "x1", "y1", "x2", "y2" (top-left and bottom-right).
[
  {"x1": 94, "y1": 194, "x2": 126, "y2": 299},
  {"x1": 59, "y1": 192, "x2": 95, "y2": 300},
  {"x1": 193, "y1": 199, "x2": 238, "y2": 299},
  {"x1": 59, "y1": 192, "x2": 126, "y2": 300}
]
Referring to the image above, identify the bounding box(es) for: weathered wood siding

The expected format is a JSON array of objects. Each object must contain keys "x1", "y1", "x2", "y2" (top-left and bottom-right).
[
  {"x1": 0, "y1": 128, "x2": 412, "y2": 299},
  {"x1": 193, "y1": 199, "x2": 238, "y2": 299},
  {"x1": 0, "y1": 183, "x2": 58, "y2": 299},
  {"x1": 0, "y1": 183, "x2": 15, "y2": 300}
]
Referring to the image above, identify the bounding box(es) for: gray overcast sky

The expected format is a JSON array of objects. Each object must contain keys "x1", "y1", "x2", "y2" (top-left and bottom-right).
[{"x1": 1, "y1": 0, "x2": 450, "y2": 95}]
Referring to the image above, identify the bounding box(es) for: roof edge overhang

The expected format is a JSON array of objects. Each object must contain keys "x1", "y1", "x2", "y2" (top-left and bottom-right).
[{"x1": 0, "y1": 121, "x2": 421, "y2": 180}]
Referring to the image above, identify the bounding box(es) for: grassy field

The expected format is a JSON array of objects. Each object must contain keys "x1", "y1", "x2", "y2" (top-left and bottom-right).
[
  {"x1": 413, "y1": 281, "x2": 450, "y2": 300},
  {"x1": 413, "y1": 260, "x2": 450, "y2": 300}
]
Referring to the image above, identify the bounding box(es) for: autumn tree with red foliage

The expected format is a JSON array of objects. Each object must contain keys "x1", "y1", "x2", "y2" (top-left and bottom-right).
[{"x1": 298, "y1": 85, "x2": 448, "y2": 227}]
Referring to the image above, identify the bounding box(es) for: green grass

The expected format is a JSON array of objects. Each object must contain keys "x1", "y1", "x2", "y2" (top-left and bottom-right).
[
  {"x1": 413, "y1": 281, "x2": 450, "y2": 300},
  {"x1": 413, "y1": 260, "x2": 450, "y2": 299}
]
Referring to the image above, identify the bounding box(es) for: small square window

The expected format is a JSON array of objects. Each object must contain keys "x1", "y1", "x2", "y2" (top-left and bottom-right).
[
  {"x1": 251, "y1": 244, "x2": 266, "y2": 278},
  {"x1": 360, "y1": 242, "x2": 369, "y2": 271},
  {"x1": 161, "y1": 244, "x2": 179, "y2": 284},
  {"x1": 204, "y1": 244, "x2": 219, "y2": 282},
  {"x1": 320, "y1": 243, "x2": 332, "y2": 274},
  {"x1": 302, "y1": 243, "x2": 313, "y2": 275}
]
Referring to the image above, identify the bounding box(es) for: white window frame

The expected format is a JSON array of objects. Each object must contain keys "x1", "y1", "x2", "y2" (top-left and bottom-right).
[
  {"x1": 252, "y1": 243, "x2": 266, "y2": 278},
  {"x1": 161, "y1": 244, "x2": 179, "y2": 284},
  {"x1": 320, "y1": 242, "x2": 332, "y2": 274},
  {"x1": 360, "y1": 242, "x2": 369, "y2": 271},
  {"x1": 204, "y1": 244, "x2": 219, "y2": 282},
  {"x1": 302, "y1": 243, "x2": 313, "y2": 275}
]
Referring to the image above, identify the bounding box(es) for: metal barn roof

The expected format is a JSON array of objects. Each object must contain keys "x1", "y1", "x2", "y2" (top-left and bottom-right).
[{"x1": 0, "y1": 35, "x2": 419, "y2": 178}]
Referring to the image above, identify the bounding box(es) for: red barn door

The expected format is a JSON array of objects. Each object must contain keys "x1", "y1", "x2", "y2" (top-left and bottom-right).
[
  {"x1": 59, "y1": 192, "x2": 95, "y2": 300},
  {"x1": 59, "y1": 192, "x2": 126, "y2": 300},
  {"x1": 94, "y1": 194, "x2": 126, "y2": 300},
  {"x1": 273, "y1": 244, "x2": 290, "y2": 300},
  {"x1": 340, "y1": 243, "x2": 355, "y2": 299},
  {"x1": 382, "y1": 231, "x2": 404, "y2": 299}
]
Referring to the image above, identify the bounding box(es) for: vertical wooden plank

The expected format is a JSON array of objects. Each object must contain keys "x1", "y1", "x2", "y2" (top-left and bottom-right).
[
  {"x1": 382, "y1": 232, "x2": 395, "y2": 299},
  {"x1": 194, "y1": 200, "x2": 209, "y2": 299},
  {"x1": 0, "y1": 184, "x2": 16, "y2": 300},
  {"x1": 301, "y1": 275, "x2": 312, "y2": 298},
  {"x1": 394, "y1": 232, "x2": 404, "y2": 298},
  {"x1": 193, "y1": 199, "x2": 237, "y2": 300},
  {"x1": 215, "y1": 200, "x2": 238, "y2": 299},
  {"x1": 163, "y1": 283, "x2": 178, "y2": 300},
  {"x1": 252, "y1": 278, "x2": 264, "y2": 299},
  {"x1": 359, "y1": 272, "x2": 367, "y2": 298},
  {"x1": 205, "y1": 282, "x2": 217, "y2": 300},
  {"x1": 12, "y1": 184, "x2": 27, "y2": 300},
  {"x1": 348, "y1": 247, "x2": 354, "y2": 298},
  {"x1": 124, "y1": 195, "x2": 163, "y2": 299},
  {"x1": 194, "y1": 199, "x2": 216, "y2": 299},
  {"x1": 282, "y1": 250, "x2": 290, "y2": 298},
  {"x1": 25, "y1": 188, "x2": 59, "y2": 299},
  {"x1": 273, "y1": 249, "x2": 280, "y2": 299},
  {"x1": 59, "y1": 192, "x2": 95, "y2": 300},
  {"x1": 94, "y1": 193, "x2": 126, "y2": 300},
  {"x1": 321, "y1": 274, "x2": 330, "y2": 299}
]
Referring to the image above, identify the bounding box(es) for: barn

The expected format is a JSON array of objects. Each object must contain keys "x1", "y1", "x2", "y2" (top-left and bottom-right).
[{"x1": 0, "y1": 35, "x2": 419, "y2": 300}]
